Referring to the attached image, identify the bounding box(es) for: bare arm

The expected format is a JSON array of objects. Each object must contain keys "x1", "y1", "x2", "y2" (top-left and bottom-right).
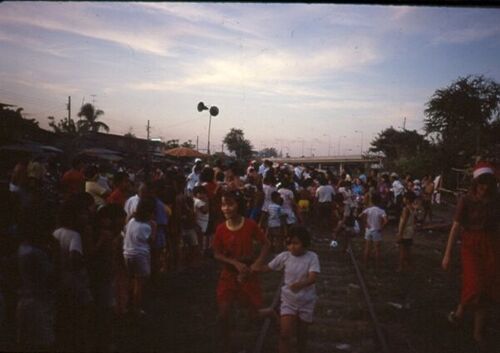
[
  {"x1": 289, "y1": 271, "x2": 318, "y2": 293},
  {"x1": 213, "y1": 249, "x2": 249, "y2": 274},
  {"x1": 397, "y1": 207, "x2": 409, "y2": 240},
  {"x1": 251, "y1": 237, "x2": 271, "y2": 272},
  {"x1": 442, "y1": 221, "x2": 462, "y2": 271}
]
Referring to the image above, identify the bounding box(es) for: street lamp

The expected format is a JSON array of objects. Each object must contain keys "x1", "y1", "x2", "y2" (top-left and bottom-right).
[
  {"x1": 337, "y1": 135, "x2": 346, "y2": 156},
  {"x1": 354, "y1": 130, "x2": 364, "y2": 155},
  {"x1": 323, "y1": 134, "x2": 332, "y2": 156},
  {"x1": 197, "y1": 102, "x2": 219, "y2": 155}
]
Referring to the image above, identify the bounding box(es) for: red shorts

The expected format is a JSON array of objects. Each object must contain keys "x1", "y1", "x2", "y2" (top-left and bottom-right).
[
  {"x1": 216, "y1": 271, "x2": 263, "y2": 312},
  {"x1": 461, "y1": 230, "x2": 500, "y2": 307}
]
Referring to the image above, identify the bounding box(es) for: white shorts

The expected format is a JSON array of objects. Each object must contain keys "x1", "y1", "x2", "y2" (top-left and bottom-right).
[
  {"x1": 280, "y1": 297, "x2": 316, "y2": 323},
  {"x1": 365, "y1": 229, "x2": 382, "y2": 242},
  {"x1": 125, "y1": 255, "x2": 151, "y2": 278}
]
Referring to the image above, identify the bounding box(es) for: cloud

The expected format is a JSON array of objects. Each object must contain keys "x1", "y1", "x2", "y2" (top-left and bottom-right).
[
  {"x1": 432, "y1": 26, "x2": 500, "y2": 44},
  {"x1": 0, "y1": 3, "x2": 176, "y2": 57}
]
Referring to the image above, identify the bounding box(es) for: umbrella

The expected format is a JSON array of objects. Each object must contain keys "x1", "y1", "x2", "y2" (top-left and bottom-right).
[
  {"x1": 165, "y1": 147, "x2": 207, "y2": 158},
  {"x1": 78, "y1": 147, "x2": 123, "y2": 161}
]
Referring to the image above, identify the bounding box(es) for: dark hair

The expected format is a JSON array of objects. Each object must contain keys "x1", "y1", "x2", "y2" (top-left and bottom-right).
[
  {"x1": 71, "y1": 157, "x2": 83, "y2": 169},
  {"x1": 215, "y1": 171, "x2": 225, "y2": 182},
  {"x1": 470, "y1": 173, "x2": 497, "y2": 200},
  {"x1": 200, "y1": 167, "x2": 215, "y2": 183},
  {"x1": 263, "y1": 174, "x2": 276, "y2": 185},
  {"x1": 113, "y1": 172, "x2": 129, "y2": 186},
  {"x1": 84, "y1": 165, "x2": 98, "y2": 179},
  {"x1": 221, "y1": 190, "x2": 246, "y2": 215},
  {"x1": 192, "y1": 185, "x2": 206, "y2": 196},
  {"x1": 58, "y1": 196, "x2": 88, "y2": 230},
  {"x1": 96, "y1": 203, "x2": 126, "y2": 225},
  {"x1": 288, "y1": 225, "x2": 311, "y2": 247},
  {"x1": 134, "y1": 197, "x2": 156, "y2": 222},
  {"x1": 371, "y1": 192, "x2": 382, "y2": 206},
  {"x1": 404, "y1": 191, "x2": 417, "y2": 203}
]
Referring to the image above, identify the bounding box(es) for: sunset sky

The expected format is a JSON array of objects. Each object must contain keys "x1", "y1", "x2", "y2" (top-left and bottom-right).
[{"x1": 1, "y1": 2, "x2": 500, "y2": 156}]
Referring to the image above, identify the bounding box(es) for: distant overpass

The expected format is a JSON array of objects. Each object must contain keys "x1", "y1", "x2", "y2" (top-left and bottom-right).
[{"x1": 269, "y1": 154, "x2": 384, "y2": 172}]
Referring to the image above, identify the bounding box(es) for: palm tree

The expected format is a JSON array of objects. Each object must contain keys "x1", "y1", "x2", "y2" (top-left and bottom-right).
[{"x1": 77, "y1": 103, "x2": 109, "y2": 133}]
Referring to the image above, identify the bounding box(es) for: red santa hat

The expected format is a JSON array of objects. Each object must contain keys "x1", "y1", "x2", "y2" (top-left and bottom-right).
[{"x1": 473, "y1": 161, "x2": 495, "y2": 179}]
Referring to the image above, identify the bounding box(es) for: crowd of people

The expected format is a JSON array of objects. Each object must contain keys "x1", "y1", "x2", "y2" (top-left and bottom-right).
[{"x1": 0, "y1": 154, "x2": 497, "y2": 352}]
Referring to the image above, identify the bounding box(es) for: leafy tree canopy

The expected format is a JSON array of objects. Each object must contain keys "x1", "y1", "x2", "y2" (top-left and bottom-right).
[
  {"x1": 369, "y1": 127, "x2": 429, "y2": 161},
  {"x1": 424, "y1": 75, "x2": 500, "y2": 151},
  {"x1": 258, "y1": 147, "x2": 278, "y2": 158},
  {"x1": 223, "y1": 128, "x2": 253, "y2": 160}
]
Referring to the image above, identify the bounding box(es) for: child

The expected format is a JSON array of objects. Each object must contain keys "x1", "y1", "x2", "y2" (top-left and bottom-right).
[
  {"x1": 333, "y1": 203, "x2": 359, "y2": 254},
  {"x1": 123, "y1": 197, "x2": 157, "y2": 316},
  {"x1": 193, "y1": 186, "x2": 211, "y2": 254},
  {"x1": 258, "y1": 225, "x2": 320, "y2": 353},
  {"x1": 259, "y1": 174, "x2": 277, "y2": 228},
  {"x1": 360, "y1": 193, "x2": 388, "y2": 270},
  {"x1": 176, "y1": 190, "x2": 199, "y2": 268},
  {"x1": 52, "y1": 195, "x2": 94, "y2": 352},
  {"x1": 267, "y1": 191, "x2": 288, "y2": 253},
  {"x1": 17, "y1": 211, "x2": 55, "y2": 352},
  {"x1": 396, "y1": 191, "x2": 417, "y2": 272},
  {"x1": 213, "y1": 190, "x2": 271, "y2": 353}
]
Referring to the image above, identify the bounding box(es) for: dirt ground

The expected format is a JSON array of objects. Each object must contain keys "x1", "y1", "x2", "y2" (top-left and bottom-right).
[{"x1": 114, "y1": 204, "x2": 500, "y2": 353}]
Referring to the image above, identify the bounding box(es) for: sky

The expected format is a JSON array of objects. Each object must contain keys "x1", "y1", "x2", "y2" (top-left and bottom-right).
[{"x1": 1, "y1": 2, "x2": 500, "y2": 156}]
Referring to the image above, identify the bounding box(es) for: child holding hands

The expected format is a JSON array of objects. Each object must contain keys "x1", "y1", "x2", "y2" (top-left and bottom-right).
[{"x1": 257, "y1": 225, "x2": 320, "y2": 353}]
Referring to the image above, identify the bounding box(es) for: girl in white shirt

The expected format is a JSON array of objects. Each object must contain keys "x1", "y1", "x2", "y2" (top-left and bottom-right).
[{"x1": 258, "y1": 225, "x2": 320, "y2": 353}]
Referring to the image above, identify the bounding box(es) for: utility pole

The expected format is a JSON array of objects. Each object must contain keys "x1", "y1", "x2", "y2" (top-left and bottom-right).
[
  {"x1": 67, "y1": 96, "x2": 71, "y2": 124},
  {"x1": 403, "y1": 116, "x2": 406, "y2": 130},
  {"x1": 196, "y1": 136, "x2": 199, "y2": 151},
  {"x1": 145, "y1": 120, "x2": 151, "y2": 182},
  {"x1": 91, "y1": 94, "x2": 97, "y2": 106}
]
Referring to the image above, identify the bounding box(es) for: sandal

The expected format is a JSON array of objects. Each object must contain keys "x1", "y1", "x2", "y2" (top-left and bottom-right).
[{"x1": 447, "y1": 311, "x2": 461, "y2": 326}]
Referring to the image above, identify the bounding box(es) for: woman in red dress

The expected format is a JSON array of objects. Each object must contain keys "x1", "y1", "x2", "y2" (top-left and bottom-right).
[
  {"x1": 213, "y1": 190, "x2": 271, "y2": 353},
  {"x1": 442, "y1": 162, "x2": 499, "y2": 348}
]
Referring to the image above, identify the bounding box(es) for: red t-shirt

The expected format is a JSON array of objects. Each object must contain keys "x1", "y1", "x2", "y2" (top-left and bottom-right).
[
  {"x1": 107, "y1": 188, "x2": 128, "y2": 207},
  {"x1": 213, "y1": 218, "x2": 266, "y2": 276},
  {"x1": 62, "y1": 169, "x2": 85, "y2": 195}
]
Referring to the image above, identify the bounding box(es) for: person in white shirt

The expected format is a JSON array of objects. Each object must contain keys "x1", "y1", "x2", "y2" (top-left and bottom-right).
[
  {"x1": 124, "y1": 182, "x2": 152, "y2": 222},
  {"x1": 124, "y1": 197, "x2": 157, "y2": 316},
  {"x1": 52, "y1": 195, "x2": 93, "y2": 351},
  {"x1": 360, "y1": 193, "x2": 388, "y2": 270},
  {"x1": 257, "y1": 225, "x2": 320, "y2": 353},
  {"x1": 267, "y1": 192, "x2": 288, "y2": 253},
  {"x1": 391, "y1": 174, "x2": 405, "y2": 219},
  {"x1": 186, "y1": 165, "x2": 202, "y2": 196},
  {"x1": 193, "y1": 186, "x2": 210, "y2": 252},
  {"x1": 278, "y1": 180, "x2": 298, "y2": 226},
  {"x1": 315, "y1": 177, "x2": 335, "y2": 230}
]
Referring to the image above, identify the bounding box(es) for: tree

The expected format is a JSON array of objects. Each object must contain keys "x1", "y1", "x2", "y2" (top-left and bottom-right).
[
  {"x1": 369, "y1": 127, "x2": 429, "y2": 160},
  {"x1": 369, "y1": 127, "x2": 434, "y2": 175},
  {"x1": 77, "y1": 103, "x2": 109, "y2": 133},
  {"x1": 165, "y1": 139, "x2": 180, "y2": 149},
  {"x1": 424, "y1": 75, "x2": 500, "y2": 165},
  {"x1": 258, "y1": 147, "x2": 278, "y2": 158},
  {"x1": 47, "y1": 115, "x2": 79, "y2": 134},
  {"x1": 0, "y1": 105, "x2": 40, "y2": 141},
  {"x1": 223, "y1": 128, "x2": 253, "y2": 160},
  {"x1": 181, "y1": 140, "x2": 196, "y2": 149},
  {"x1": 124, "y1": 127, "x2": 136, "y2": 138}
]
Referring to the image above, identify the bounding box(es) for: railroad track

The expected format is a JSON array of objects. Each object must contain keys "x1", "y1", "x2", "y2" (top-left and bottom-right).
[{"x1": 244, "y1": 234, "x2": 390, "y2": 353}]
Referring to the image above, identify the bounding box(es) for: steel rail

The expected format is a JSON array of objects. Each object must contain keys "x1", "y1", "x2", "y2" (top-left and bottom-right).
[{"x1": 347, "y1": 245, "x2": 390, "y2": 353}]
